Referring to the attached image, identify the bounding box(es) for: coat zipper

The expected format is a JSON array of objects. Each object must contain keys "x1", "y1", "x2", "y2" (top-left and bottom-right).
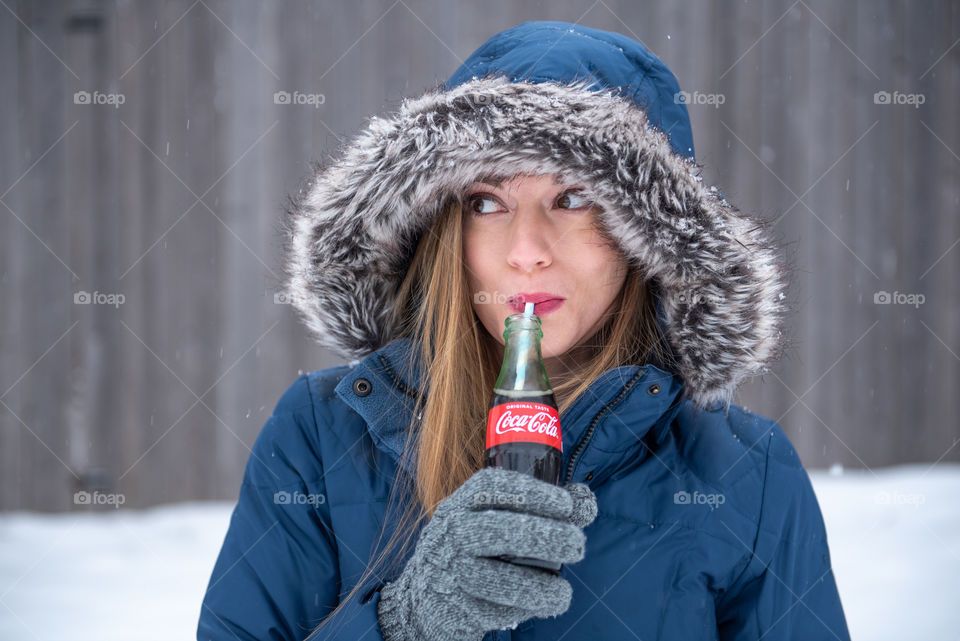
[
  {"x1": 563, "y1": 369, "x2": 646, "y2": 485},
  {"x1": 377, "y1": 354, "x2": 423, "y2": 402}
]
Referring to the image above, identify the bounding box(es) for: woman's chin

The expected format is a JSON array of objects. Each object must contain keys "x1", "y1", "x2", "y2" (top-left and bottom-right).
[{"x1": 540, "y1": 338, "x2": 575, "y2": 361}]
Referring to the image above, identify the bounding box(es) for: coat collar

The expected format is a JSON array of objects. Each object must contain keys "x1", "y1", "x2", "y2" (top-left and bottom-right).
[{"x1": 334, "y1": 337, "x2": 697, "y2": 485}]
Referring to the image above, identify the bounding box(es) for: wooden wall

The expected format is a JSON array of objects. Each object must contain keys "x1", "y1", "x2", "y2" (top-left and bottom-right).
[{"x1": 1, "y1": 0, "x2": 957, "y2": 510}]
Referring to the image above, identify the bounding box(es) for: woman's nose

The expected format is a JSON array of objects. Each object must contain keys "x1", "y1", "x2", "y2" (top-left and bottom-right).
[{"x1": 506, "y1": 206, "x2": 554, "y2": 272}]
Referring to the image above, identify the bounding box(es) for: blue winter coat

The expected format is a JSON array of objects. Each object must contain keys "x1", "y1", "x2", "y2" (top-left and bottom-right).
[
  {"x1": 198, "y1": 20, "x2": 850, "y2": 641},
  {"x1": 198, "y1": 337, "x2": 849, "y2": 640}
]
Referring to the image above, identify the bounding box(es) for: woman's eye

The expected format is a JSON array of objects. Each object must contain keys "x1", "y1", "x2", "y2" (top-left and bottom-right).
[
  {"x1": 466, "y1": 194, "x2": 503, "y2": 215},
  {"x1": 556, "y1": 190, "x2": 592, "y2": 210},
  {"x1": 465, "y1": 189, "x2": 592, "y2": 215}
]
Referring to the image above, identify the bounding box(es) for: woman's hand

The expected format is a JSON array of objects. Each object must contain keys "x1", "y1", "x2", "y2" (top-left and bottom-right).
[{"x1": 376, "y1": 467, "x2": 598, "y2": 641}]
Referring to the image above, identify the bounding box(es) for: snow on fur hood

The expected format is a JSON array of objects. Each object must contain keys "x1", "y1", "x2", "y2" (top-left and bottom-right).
[{"x1": 282, "y1": 21, "x2": 790, "y2": 410}]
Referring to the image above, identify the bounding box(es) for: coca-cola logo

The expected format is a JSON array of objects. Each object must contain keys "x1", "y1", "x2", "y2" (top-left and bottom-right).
[
  {"x1": 494, "y1": 409, "x2": 559, "y2": 438},
  {"x1": 486, "y1": 401, "x2": 562, "y2": 450}
]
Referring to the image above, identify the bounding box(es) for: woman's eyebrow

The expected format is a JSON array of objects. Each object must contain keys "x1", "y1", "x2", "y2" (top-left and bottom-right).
[{"x1": 472, "y1": 178, "x2": 582, "y2": 189}]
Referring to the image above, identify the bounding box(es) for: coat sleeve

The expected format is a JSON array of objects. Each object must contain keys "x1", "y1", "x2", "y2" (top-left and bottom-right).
[
  {"x1": 716, "y1": 424, "x2": 851, "y2": 641},
  {"x1": 197, "y1": 375, "x2": 387, "y2": 641}
]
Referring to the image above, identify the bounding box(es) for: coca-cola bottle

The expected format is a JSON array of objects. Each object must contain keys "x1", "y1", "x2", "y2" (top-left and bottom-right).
[{"x1": 483, "y1": 304, "x2": 563, "y2": 572}]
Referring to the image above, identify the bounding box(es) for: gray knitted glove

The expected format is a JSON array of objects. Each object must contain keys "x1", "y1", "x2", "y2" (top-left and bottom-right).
[{"x1": 376, "y1": 467, "x2": 598, "y2": 641}]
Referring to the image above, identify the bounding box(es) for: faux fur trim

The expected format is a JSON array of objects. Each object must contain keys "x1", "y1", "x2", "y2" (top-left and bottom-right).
[{"x1": 283, "y1": 76, "x2": 791, "y2": 409}]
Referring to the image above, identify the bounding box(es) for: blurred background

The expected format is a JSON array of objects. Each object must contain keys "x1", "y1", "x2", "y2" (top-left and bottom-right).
[{"x1": 1, "y1": 1, "x2": 958, "y2": 639}]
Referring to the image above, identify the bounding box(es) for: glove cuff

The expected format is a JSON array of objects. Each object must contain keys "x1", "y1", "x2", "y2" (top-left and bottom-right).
[{"x1": 376, "y1": 575, "x2": 415, "y2": 641}]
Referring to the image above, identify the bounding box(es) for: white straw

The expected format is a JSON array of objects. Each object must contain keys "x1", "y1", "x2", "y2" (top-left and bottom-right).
[{"x1": 523, "y1": 302, "x2": 535, "y2": 317}]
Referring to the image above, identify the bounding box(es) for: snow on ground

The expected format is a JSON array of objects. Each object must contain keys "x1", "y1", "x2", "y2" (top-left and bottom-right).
[
  {"x1": 0, "y1": 464, "x2": 958, "y2": 641},
  {"x1": 813, "y1": 464, "x2": 960, "y2": 640}
]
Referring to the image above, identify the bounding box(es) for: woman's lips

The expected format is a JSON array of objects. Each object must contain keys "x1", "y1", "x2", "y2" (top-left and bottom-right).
[{"x1": 507, "y1": 298, "x2": 565, "y2": 315}]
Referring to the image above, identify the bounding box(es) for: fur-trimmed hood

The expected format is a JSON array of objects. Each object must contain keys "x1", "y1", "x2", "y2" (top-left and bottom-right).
[{"x1": 282, "y1": 22, "x2": 790, "y2": 410}]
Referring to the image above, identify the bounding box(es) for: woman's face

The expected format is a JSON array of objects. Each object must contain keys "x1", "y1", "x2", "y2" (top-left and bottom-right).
[{"x1": 462, "y1": 173, "x2": 628, "y2": 363}]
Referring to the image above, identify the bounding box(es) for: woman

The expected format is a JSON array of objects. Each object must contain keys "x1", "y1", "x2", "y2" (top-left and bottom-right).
[{"x1": 198, "y1": 21, "x2": 850, "y2": 641}]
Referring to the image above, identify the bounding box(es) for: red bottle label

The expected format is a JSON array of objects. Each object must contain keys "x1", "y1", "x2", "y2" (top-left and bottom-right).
[{"x1": 485, "y1": 402, "x2": 562, "y2": 450}]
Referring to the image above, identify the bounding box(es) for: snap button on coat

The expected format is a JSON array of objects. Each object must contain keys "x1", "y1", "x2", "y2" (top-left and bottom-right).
[{"x1": 353, "y1": 378, "x2": 372, "y2": 396}]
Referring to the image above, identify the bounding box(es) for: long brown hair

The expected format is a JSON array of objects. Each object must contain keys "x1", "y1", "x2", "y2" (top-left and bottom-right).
[{"x1": 308, "y1": 196, "x2": 674, "y2": 637}]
